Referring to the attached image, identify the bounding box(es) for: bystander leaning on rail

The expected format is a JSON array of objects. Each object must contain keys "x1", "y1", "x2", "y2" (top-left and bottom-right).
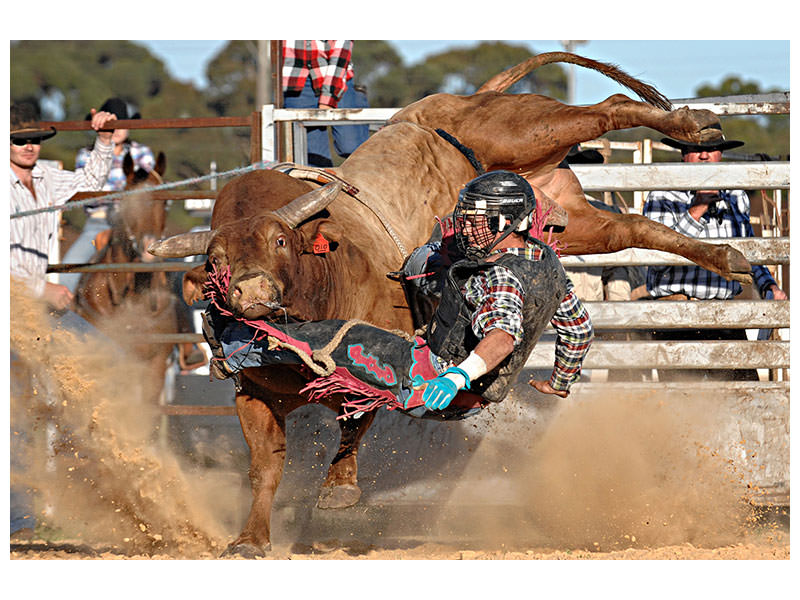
[{"x1": 643, "y1": 133, "x2": 787, "y2": 381}]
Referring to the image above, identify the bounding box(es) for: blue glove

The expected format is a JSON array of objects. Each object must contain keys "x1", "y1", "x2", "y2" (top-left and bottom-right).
[{"x1": 422, "y1": 367, "x2": 471, "y2": 411}]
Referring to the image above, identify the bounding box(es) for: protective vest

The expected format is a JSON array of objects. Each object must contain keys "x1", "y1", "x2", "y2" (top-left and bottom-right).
[{"x1": 426, "y1": 239, "x2": 568, "y2": 402}]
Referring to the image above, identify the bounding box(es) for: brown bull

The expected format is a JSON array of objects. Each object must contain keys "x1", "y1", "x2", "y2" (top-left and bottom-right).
[{"x1": 150, "y1": 52, "x2": 751, "y2": 556}]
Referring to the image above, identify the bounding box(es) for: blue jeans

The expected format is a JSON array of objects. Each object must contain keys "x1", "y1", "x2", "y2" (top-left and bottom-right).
[
  {"x1": 10, "y1": 427, "x2": 35, "y2": 534},
  {"x1": 10, "y1": 351, "x2": 35, "y2": 535},
  {"x1": 218, "y1": 320, "x2": 304, "y2": 371},
  {"x1": 333, "y1": 84, "x2": 369, "y2": 157},
  {"x1": 283, "y1": 79, "x2": 369, "y2": 166},
  {"x1": 60, "y1": 214, "x2": 110, "y2": 293}
]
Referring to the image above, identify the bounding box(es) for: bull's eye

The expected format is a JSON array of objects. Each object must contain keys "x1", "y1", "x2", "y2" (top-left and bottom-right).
[
  {"x1": 276, "y1": 235, "x2": 287, "y2": 248},
  {"x1": 208, "y1": 254, "x2": 224, "y2": 270}
]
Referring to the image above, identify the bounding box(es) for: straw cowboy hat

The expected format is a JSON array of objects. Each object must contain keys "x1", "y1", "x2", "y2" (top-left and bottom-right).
[{"x1": 10, "y1": 103, "x2": 56, "y2": 143}]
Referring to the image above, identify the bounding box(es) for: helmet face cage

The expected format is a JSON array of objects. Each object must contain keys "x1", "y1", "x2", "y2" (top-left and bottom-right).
[{"x1": 453, "y1": 186, "x2": 534, "y2": 259}]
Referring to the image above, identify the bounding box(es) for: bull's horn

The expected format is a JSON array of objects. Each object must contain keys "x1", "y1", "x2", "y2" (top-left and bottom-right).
[
  {"x1": 272, "y1": 181, "x2": 342, "y2": 228},
  {"x1": 147, "y1": 229, "x2": 217, "y2": 257}
]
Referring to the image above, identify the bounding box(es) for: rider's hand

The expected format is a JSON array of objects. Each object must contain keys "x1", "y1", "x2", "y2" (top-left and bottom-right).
[
  {"x1": 423, "y1": 367, "x2": 469, "y2": 410},
  {"x1": 423, "y1": 376, "x2": 459, "y2": 410}
]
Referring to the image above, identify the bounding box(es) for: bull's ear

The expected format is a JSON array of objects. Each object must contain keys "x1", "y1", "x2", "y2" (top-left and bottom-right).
[
  {"x1": 182, "y1": 264, "x2": 208, "y2": 305},
  {"x1": 301, "y1": 219, "x2": 344, "y2": 254}
]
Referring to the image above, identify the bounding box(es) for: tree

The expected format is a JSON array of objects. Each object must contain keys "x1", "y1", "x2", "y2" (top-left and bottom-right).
[
  {"x1": 602, "y1": 76, "x2": 788, "y2": 162},
  {"x1": 9, "y1": 41, "x2": 251, "y2": 183},
  {"x1": 694, "y1": 76, "x2": 788, "y2": 160},
  {"x1": 349, "y1": 40, "x2": 404, "y2": 91},
  {"x1": 361, "y1": 41, "x2": 568, "y2": 107}
]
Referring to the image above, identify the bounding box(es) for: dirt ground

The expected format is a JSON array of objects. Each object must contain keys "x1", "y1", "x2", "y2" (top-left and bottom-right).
[
  {"x1": 9, "y1": 536, "x2": 790, "y2": 560},
  {"x1": 9, "y1": 283, "x2": 790, "y2": 562}
]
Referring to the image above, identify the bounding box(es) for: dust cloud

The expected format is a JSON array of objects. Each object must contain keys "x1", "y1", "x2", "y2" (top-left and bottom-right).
[
  {"x1": 436, "y1": 388, "x2": 765, "y2": 553},
  {"x1": 9, "y1": 281, "x2": 239, "y2": 557},
  {"x1": 9, "y1": 280, "x2": 782, "y2": 558}
]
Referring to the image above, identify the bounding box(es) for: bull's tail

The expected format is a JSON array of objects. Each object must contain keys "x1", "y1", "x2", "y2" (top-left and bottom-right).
[{"x1": 477, "y1": 51, "x2": 672, "y2": 111}]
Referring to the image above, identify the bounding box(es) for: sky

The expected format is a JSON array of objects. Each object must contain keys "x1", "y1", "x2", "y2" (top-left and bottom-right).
[{"x1": 134, "y1": 39, "x2": 790, "y2": 106}]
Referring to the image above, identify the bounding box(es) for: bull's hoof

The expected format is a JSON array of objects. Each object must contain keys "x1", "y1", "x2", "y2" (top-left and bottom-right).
[
  {"x1": 667, "y1": 107, "x2": 722, "y2": 145},
  {"x1": 221, "y1": 541, "x2": 270, "y2": 559},
  {"x1": 721, "y1": 244, "x2": 753, "y2": 284},
  {"x1": 316, "y1": 484, "x2": 362, "y2": 509}
]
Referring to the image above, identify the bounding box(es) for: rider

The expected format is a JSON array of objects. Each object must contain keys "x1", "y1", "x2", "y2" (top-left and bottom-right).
[{"x1": 203, "y1": 171, "x2": 594, "y2": 418}]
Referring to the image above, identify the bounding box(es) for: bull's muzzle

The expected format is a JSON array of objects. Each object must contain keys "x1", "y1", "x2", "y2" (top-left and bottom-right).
[{"x1": 229, "y1": 272, "x2": 282, "y2": 319}]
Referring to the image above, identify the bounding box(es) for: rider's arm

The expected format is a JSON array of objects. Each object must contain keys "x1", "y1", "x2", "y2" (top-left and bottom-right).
[{"x1": 544, "y1": 285, "x2": 594, "y2": 393}]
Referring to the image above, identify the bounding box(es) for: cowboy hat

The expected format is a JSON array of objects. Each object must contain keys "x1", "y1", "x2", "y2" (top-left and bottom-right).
[
  {"x1": 85, "y1": 97, "x2": 140, "y2": 121},
  {"x1": 10, "y1": 103, "x2": 57, "y2": 142},
  {"x1": 660, "y1": 134, "x2": 744, "y2": 153}
]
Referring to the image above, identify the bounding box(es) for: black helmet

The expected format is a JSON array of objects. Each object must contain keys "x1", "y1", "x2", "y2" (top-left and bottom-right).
[{"x1": 453, "y1": 170, "x2": 536, "y2": 259}]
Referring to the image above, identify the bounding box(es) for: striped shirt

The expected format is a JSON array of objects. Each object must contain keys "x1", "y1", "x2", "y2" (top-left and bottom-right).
[
  {"x1": 644, "y1": 189, "x2": 777, "y2": 299},
  {"x1": 10, "y1": 141, "x2": 113, "y2": 296},
  {"x1": 76, "y1": 140, "x2": 155, "y2": 192},
  {"x1": 464, "y1": 244, "x2": 594, "y2": 391},
  {"x1": 282, "y1": 40, "x2": 353, "y2": 107}
]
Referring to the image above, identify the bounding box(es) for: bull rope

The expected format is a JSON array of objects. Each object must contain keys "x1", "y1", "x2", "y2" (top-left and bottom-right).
[
  {"x1": 9, "y1": 160, "x2": 282, "y2": 220},
  {"x1": 274, "y1": 162, "x2": 409, "y2": 259}
]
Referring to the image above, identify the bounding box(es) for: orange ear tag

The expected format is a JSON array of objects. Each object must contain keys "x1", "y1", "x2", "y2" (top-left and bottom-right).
[{"x1": 313, "y1": 232, "x2": 330, "y2": 254}]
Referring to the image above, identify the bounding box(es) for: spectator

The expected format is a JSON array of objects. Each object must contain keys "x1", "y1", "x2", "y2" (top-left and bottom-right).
[
  {"x1": 282, "y1": 40, "x2": 369, "y2": 167},
  {"x1": 10, "y1": 100, "x2": 117, "y2": 539},
  {"x1": 60, "y1": 97, "x2": 155, "y2": 293},
  {"x1": 643, "y1": 134, "x2": 787, "y2": 381}
]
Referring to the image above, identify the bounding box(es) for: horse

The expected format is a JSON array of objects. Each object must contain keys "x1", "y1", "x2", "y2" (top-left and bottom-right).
[{"x1": 74, "y1": 152, "x2": 205, "y2": 405}]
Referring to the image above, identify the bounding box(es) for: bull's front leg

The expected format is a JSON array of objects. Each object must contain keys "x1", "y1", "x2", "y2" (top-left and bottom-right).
[
  {"x1": 223, "y1": 384, "x2": 286, "y2": 558},
  {"x1": 317, "y1": 408, "x2": 376, "y2": 509},
  {"x1": 538, "y1": 169, "x2": 751, "y2": 283},
  {"x1": 562, "y1": 208, "x2": 752, "y2": 283}
]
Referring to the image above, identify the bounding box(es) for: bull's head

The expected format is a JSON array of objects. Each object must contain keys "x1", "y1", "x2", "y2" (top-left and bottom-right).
[{"x1": 148, "y1": 181, "x2": 343, "y2": 320}]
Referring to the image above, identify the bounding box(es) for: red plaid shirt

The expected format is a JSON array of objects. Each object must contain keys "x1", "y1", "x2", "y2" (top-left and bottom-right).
[
  {"x1": 465, "y1": 244, "x2": 594, "y2": 391},
  {"x1": 282, "y1": 40, "x2": 354, "y2": 107}
]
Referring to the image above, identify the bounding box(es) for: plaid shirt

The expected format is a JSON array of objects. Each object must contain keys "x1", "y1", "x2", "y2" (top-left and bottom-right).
[
  {"x1": 644, "y1": 189, "x2": 777, "y2": 299},
  {"x1": 282, "y1": 40, "x2": 354, "y2": 107},
  {"x1": 463, "y1": 244, "x2": 594, "y2": 391}
]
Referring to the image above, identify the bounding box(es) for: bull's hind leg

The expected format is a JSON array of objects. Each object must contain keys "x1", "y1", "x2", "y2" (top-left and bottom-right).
[
  {"x1": 580, "y1": 94, "x2": 723, "y2": 146},
  {"x1": 506, "y1": 94, "x2": 722, "y2": 167},
  {"x1": 400, "y1": 92, "x2": 724, "y2": 174},
  {"x1": 317, "y1": 409, "x2": 376, "y2": 509},
  {"x1": 543, "y1": 170, "x2": 751, "y2": 282},
  {"x1": 223, "y1": 386, "x2": 286, "y2": 558}
]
